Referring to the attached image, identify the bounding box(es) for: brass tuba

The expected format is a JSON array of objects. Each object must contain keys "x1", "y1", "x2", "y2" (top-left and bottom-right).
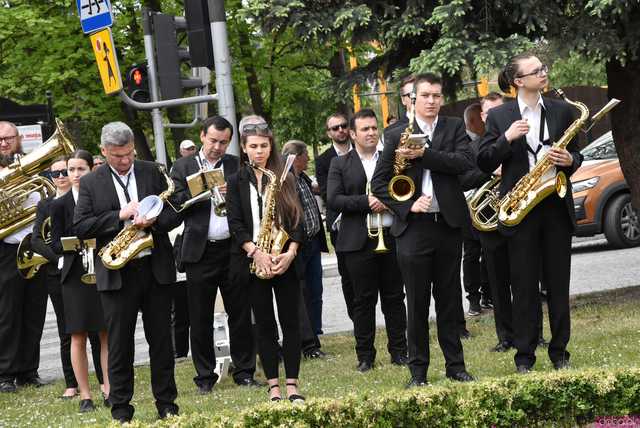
[
  {"x1": 388, "y1": 91, "x2": 417, "y2": 202},
  {"x1": 16, "y1": 216, "x2": 51, "y2": 279},
  {"x1": 467, "y1": 176, "x2": 501, "y2": 232},
  {"x1": 0, "y1": 118, "x2": 75, "y2": 239},
  {"x1": 99, "y1": 165, "x2": 175, "y2": 270}
]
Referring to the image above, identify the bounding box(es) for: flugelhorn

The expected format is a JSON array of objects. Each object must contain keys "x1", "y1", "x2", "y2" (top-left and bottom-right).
[{"x1": 366, "y1": 182, "x2": 390, "y2": 253}]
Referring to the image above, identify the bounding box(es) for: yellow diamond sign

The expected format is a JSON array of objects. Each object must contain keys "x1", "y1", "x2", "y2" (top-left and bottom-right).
[{"x1": 90, "y1": 28, "x2": 122, "y2": 95}]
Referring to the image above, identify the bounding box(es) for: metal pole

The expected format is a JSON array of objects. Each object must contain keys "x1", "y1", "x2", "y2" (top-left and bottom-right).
[
  {"x1": 142, "y1": 8, "x2": 167, "y2": 166},
  {"x1": 209, "y1": 0, "x2": 239, "y2": 155}
]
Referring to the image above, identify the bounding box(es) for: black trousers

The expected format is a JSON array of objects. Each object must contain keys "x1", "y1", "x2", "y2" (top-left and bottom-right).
[
  {"x1": 170, "y1": 281, "x2": 190, "y2": 358},
  {"x1": 299, "y1": 279, "x2": 321, "y2": 352},
  {"x1": 507, "y1": 195, "x2": 572, "y2": 368},
  {"x1": 396, "y1": 214, "x2": 466, "y2": 380},
  {"x1": 249, "y1": 269, "x2": 301, "y2": 380},
  {"x1": 184, "y1": 240, "x2": 255, "y2": 386},
  {"x1": 344, "y1": 236, "x2": 407, "y2": 363},
  {"x1": 462, "y1": 224, "x2": 490, "y2": 304},
  {"x1": 330, "y1": 230, "x2": 354, "y2": 320},
  {"x1": 47, "y1": 274, "x2": 104, "y2": 388},
  {"x1": 99, "y1": 258, "x2": 177, "y2": 420},
  {"x1": 0, "y1": 242, "x2": 48, "y2": 383}
]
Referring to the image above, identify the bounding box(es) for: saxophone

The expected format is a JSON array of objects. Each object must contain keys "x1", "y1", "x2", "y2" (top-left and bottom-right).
[
  {"x1": 248, "y1": 163, "x2": 289, "y2": 279},
  {"x1": 99, "y1": 164, "x2": 175, "y2": 270},
  {"x1": 388, "y1": 91, "x2": 417, "y2": 202}
]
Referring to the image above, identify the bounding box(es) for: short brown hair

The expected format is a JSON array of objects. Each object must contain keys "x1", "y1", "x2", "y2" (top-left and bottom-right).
[{"x1": 480, "y1": 92, "x2": 504, "y2": 109}]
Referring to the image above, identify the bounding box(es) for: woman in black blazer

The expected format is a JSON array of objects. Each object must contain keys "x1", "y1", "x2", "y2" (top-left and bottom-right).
[
  {"x1": 51, "y1": 150, "x2": 109, "y2": 413},
  {"x1": 478, "y1": 54, "x2": 582, "y2": 373},
  {"x1": 226, "y1": 118, "x2": 305, "y2": 402}
]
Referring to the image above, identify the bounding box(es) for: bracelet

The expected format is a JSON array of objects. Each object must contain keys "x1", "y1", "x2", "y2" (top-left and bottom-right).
[{"x1": 247, "y1": 246, "x2": 257, "y2": 259}]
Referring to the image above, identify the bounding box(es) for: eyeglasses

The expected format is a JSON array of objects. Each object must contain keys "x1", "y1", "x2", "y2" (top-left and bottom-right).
[
  {"x1": 50, "y1": 169, "x2": 68, "y2": 178},
  {"x1": 242, "y1": 123, "x2": 270, "y2": 134},
  {"x1": 0, "y1": 135, "x2": 18, "y2": 144},
  {"x1": 328, "y1": 123, "x2": 348, "y2": 132},
  {"x1": 184, "y1": 146, "x2": 197, "y2": 150},
  {"x1": 517, "y1": 64, "x2": 548, "y2": 78}
]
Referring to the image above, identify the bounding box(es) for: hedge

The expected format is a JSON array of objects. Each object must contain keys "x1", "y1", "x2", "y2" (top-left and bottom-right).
[{"x1": 140, "y1": 368, "x2": 640, "y2": 427}]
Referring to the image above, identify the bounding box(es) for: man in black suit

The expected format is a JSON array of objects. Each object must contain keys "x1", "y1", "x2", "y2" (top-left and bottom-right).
[
  {"x1": 371, "y1": 73, "x2": 475, "y2": 387},
  {"x1": 170, "y1": 116, "x2": 260, "y2": 393},
  {"x1": 328, "y1": 109, "x2": 407, "y2": 372},
  {"x1": 74, "y1": 122, "x2": 179, "y2": 422},
  {"x1": 314, "y1": 113, "x2": 354, "y2": 320},
  {"x1": 0, "y1": 121, "x2": 48, "y2": 393},
  {"x1": 477, "y1": 56, "x2": 582, "y2": 372}
]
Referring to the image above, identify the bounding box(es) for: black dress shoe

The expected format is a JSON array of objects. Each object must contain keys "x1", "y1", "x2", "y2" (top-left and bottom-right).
[
  {"x1": 15, "y1": 376, "x2": 48, "y2": 388},
  {"x1": 0, "y1": 381, "x2": 16, "y2": 393},
  {"x1": 79, "y1": 399, "x2": 95, "y2": 413},
  {"x1": 405, "y1": 378, "x2": 427, "y2": 389},
  {"x1": 303, "y1": 348, "x2": 327, "y2": 359},
  {"x1": 516, "y1": 365, "x2": 532, "y2": 374},
  {"x1": 103, "y1": 392, "x2": 111, "y2": 408},
  {"x1": 114, "y1": 415, "x2": 132, "y2": 424},
  {"x1": 490, "y1": 341, "x2": 514, "y2": 352},
  {"x1": 553, "y1": 359, "x2": 570, "y2": 370},
  {"x1": 158, "y1": 406, "x2": 179, "y2": 419},
  {"x1": 446, "y1": 370, "x2": 475, "y2": 382},
  {"x1": 197, "y1": 382, "x2": 214, "y2": 395},
  {"x1": 480, "y1": 298, "x2": 494, "y2": 310},
  {"x1": 356, "y1": 361, "x2": 374, "y2": 372},
  {"x1": 236, "y1": 377, "x2": 266, "y2": 387},
  {"x1": 390, "y1": 354, "x2": 409, "y2": 366}
]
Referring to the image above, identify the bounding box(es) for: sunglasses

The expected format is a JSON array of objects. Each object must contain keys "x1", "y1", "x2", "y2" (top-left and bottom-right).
[
  {"x1": 50, "y1": 169, "x2": 68, "y2": 178},
  {"x1": 242, "y1": 123, "x2": 270, "y2": 134},
  {"x1": 329, "y1": 123, "x2": 348, "y2": 132}
]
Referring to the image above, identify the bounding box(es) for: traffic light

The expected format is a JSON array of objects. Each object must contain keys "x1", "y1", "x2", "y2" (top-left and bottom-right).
[
  {"x1": 152, "y1": 0, "x2": 214, "y2": 102},
  {"x1": 126, "y1": 64, "x2": 149, "y2": 102}
]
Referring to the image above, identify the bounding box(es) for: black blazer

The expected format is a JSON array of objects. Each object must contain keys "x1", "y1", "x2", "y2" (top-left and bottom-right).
[
  {"x1": 314, "y1": 145, "x2": 340, "y2": 230},
  {"x1": 73, "y1": 160, "x2": 177, "y2": 291},
  {"x1": 50, "y1": 191, "x2": 82, "y2": 283},
  {"x1": 371, "y1": 115, "x2": 474, "y2": 237},
  {"x1": 226, "y1": 165, "x2": 305, "y2": 278},
  {"x1": 459, "y1": 138, "x2": 492, "y2": 192},
  {"x1": 327, "y1": 150, "x2": 377, "y2": 252},
  {"x1": 31, "y1": 196, "x2": 60, "y2": 276},
  {"x1": 477, "y1": 97, "x2": 583, "y2": 232},
  {"x1": 169, "y1": 153, "x2": 239, "y2": 264}
]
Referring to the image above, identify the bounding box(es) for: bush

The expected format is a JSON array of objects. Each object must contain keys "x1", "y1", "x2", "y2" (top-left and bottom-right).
[{"x1": 151, "y1": 368, "x2": 640, "y2": 427}]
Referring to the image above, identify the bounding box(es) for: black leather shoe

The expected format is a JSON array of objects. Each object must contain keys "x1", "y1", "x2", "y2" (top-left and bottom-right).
[
  {"x1": 553, "y1": 359, "x2": 570, "y2": 370},
  {"x1": 15, "y1": 376, "x2": 48, "y2": 388},
  {"x1": 390, "y1": 354, "x2": 409, "y2": 366},
  {"x1": 460, "y1": 328, "x2": 472, "y2": 339},
  {"x1": 303, "y1": 348, "x2": 327, "y2": 359},
  {"x1": 102, "y1": 392, "x2": 111, "y2": 408},
  {"x1": 405, "y1": 378, "x2": 427, "y2": 389},
  {"x1": 446, "y1": 370, "x2": 475, "y2": 382},
  {"x1": 0, "y1": 381, "x2": 16, "y2": 393},
  {"x1": 356, "y1": 361, "x2": 374, "y2": 372},
  {"x1": 236, "y1": 377, "x2": 266, "y2": 387},
  {"x1": 490, "y1": 341, "x2": 514, "y2": 352},
  {"x1": 480, "y1": 298, "x2": 494, "y2": 310},
  {"x1": 516, "y1": 365, "x2": 532, "y2": 374},
  {"x1": 158, "y1": 406, "x2": 179, "y2": 419},
  {"x1": 113, "y1": 415, "x2": 132, "y2": 424},
  {"x1": 197, "y1": 382, "x2": 214, "y2": 395},
  {"x1": 79, "y1": 399, "x2": 95, "y2": 413}
]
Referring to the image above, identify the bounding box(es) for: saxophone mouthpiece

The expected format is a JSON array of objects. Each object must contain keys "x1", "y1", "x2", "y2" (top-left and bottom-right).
[{"x1": 554, "y1": 88, "x2": 566, "y2": 99}]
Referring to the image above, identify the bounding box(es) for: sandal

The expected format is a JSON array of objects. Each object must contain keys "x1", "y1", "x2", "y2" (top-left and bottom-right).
[
  {"x1": 268, "y1": 384, "x2": 281, "y2": 402},
  {"x1": 286, "y1": 382, "x2": 305, "y2": 403},
  {"x1": 61, "y1": 388, "x2": 78, "y2": 400}
]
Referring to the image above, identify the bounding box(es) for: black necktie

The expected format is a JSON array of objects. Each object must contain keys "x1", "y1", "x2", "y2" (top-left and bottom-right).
[{"x1": 110, "y1": 169, "x2": 131, "y2": 203}]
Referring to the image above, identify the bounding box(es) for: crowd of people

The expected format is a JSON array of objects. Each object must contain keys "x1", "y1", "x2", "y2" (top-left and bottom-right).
[{"x1": 0, "y1": 52, "x2": 582, "y2": 423}]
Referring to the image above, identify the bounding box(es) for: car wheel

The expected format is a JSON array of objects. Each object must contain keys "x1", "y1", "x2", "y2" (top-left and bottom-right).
[{"x1": 603, "y1": 193, "x2": 640, "y2": 248}]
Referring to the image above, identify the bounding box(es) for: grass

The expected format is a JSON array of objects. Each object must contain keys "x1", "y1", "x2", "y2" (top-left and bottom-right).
[{"x1": 1, "y1": 286, "x2": 639, "y2": 427}]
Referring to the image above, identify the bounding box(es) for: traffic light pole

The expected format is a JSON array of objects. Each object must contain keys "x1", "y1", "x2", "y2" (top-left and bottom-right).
[{"x1": 209, "y1": 0, "x2": 239, "y2": 155}]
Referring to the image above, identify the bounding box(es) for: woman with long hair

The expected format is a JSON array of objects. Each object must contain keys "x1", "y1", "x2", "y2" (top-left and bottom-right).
[
  {"x1": 50, "y1": 150, "x2": 110, "y2": 412},
  {"x1": 226, "y1": 116, "x2": 305, "y2": 402},
  {"x1": 478, "y1": 54, "x2": 582, "y2": 373}
]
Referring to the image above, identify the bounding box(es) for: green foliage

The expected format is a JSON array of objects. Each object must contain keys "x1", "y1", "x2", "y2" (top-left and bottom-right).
[{"x1": 549, "y1": 51, "x2": 607, "y2": 88}]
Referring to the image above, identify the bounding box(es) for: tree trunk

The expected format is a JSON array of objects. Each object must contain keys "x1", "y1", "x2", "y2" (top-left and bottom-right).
[
  {"x1": 328, "y1": 49, "x2": 350, "y2": 117},
  {"x1": 236, "y1": 22, "x2": 268, "y2": 121},
  {"x1": 121, "y1": 102, "x2": 154, "y2": 161},
  {"x1": 606, "y1": 58, "x2": 640, "y2": 210}
]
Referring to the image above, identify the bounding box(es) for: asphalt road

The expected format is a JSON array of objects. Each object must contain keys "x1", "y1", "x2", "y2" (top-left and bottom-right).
[{"x1": 36, "y1": 234, "x2": 639, "y2": 382}]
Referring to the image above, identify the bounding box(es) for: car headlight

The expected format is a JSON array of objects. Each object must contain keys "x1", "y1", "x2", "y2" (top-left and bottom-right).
[{"x1": 572, "y1": 176, "x2": 600, "y2": 193}]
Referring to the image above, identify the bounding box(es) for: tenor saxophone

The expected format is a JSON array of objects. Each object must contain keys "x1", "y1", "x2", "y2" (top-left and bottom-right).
[
  {"x1": 388, "y1": 92, "x2": 417, "y2": 202},
  {"x1": 248, "y1": 163, "x2": 289, "y2": 279}
]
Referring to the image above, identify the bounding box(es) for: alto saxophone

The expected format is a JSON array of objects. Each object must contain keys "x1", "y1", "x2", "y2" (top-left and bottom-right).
[
  {"x1": 248, "y1": 163, "x2": 289, "y2": 279},
  {"x1": 388, "y1": 91, "x2": 417, "y2": 201},
  {"x1": 99, "y1": 164, "x2": 175, "y2": 270}
]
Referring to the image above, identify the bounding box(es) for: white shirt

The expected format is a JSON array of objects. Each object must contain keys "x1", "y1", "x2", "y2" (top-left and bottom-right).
[
  {"x1": 415, "y1": 115, "x2": 440, "y2": 213},
  {"x1": 249, "y1": 181, "x2": 263, "y2": 243},
  {"x1": 196, "y1": 151, "x2": 230, "y2": 241},
  {"x1": 358, "y1": 150, "x2": 379, "y2": 182},
  {"x1": 72, "y1": 187, "x2": 79, "y2": 204},
  {"x1": 333, "y1": 142, "x2": 352, "y2": 157},
  {"x1": 3, "y1": 191, "x2": 42, "y2": 244},
  {"x1": 517, "y1": 94, "x2": 552, "y2": 173}
]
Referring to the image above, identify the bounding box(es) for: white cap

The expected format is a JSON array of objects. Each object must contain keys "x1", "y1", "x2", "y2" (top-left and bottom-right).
[{"x1": 179, "y1": 139, "x2": 196, "y2": 150}]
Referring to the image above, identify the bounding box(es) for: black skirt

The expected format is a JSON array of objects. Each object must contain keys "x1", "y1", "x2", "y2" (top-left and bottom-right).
[{"x1": 62, "y1": 257, "x2": 106, "y2": 334}]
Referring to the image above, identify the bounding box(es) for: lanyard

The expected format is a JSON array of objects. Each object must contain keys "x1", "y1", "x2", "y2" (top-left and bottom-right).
[
  {"x1": 526, "y1": 107, "x2": 549, "y2": 163},
  {"x1": 110, "y1": 168, "x2": 132, "y2": 203}
]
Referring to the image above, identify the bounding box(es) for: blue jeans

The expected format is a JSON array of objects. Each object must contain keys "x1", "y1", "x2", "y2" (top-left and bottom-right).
[{"x1": 300, "y1": 234, "x2": 324, "y2": 334}]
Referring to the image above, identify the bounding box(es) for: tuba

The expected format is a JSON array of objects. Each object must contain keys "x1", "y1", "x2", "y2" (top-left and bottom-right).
[
  {"x1": 99, "y1": 165, "x2": 175, "y2": 270},
  {"x1": 388, "y1": 91, "x2": 417, "y2": 201},
  {"x1": 0, "y1": 118, "x2": 75, "y2": 239},
  {"x1": 366, "y1": 181, "x2": 389, "y2": 253},
  {"x1": 16, "y1": 216, "x2": 51, "y2": 279}
]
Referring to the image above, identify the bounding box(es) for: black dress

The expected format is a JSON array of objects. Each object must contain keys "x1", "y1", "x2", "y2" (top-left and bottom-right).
[{"x1": 51, "y1": 191, "x2": 106, "y2": 334}]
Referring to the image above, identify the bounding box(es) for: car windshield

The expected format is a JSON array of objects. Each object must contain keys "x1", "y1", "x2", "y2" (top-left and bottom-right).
[{"x1": 581, "y1": 131, "x2": 618, "y2": 161}]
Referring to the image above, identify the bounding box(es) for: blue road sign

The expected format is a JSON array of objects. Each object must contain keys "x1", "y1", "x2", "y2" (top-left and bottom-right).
[{"x1": 76, "y1": 0, "x2": 113, "y2": 34}]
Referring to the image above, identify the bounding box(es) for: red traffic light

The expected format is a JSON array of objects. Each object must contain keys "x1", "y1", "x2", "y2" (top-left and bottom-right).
[{"x1": 133, "y1": 69, "x2": 143, "y2": 86}]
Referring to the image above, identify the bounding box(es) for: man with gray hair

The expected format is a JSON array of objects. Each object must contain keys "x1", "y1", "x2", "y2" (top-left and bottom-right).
[{"x1": 74, "y1": 121, "x2": 180, "y2": 422}]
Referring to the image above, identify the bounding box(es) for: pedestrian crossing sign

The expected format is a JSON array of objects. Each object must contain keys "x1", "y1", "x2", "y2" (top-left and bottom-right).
[{"x1": 90, "y1": 28, "x2": 122, "y2": 95}]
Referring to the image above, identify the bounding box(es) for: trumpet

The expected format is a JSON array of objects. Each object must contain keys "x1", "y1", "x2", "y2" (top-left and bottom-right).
[
  {"x1": 169, "y1": 168, "x2": 226, "y2": 216},
  {"x1": 61, "y1": 237, "x2": 97, "y2": 285},
  {"x1": 366, "y1": 182, "x2": 390, "y2": 253}
]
